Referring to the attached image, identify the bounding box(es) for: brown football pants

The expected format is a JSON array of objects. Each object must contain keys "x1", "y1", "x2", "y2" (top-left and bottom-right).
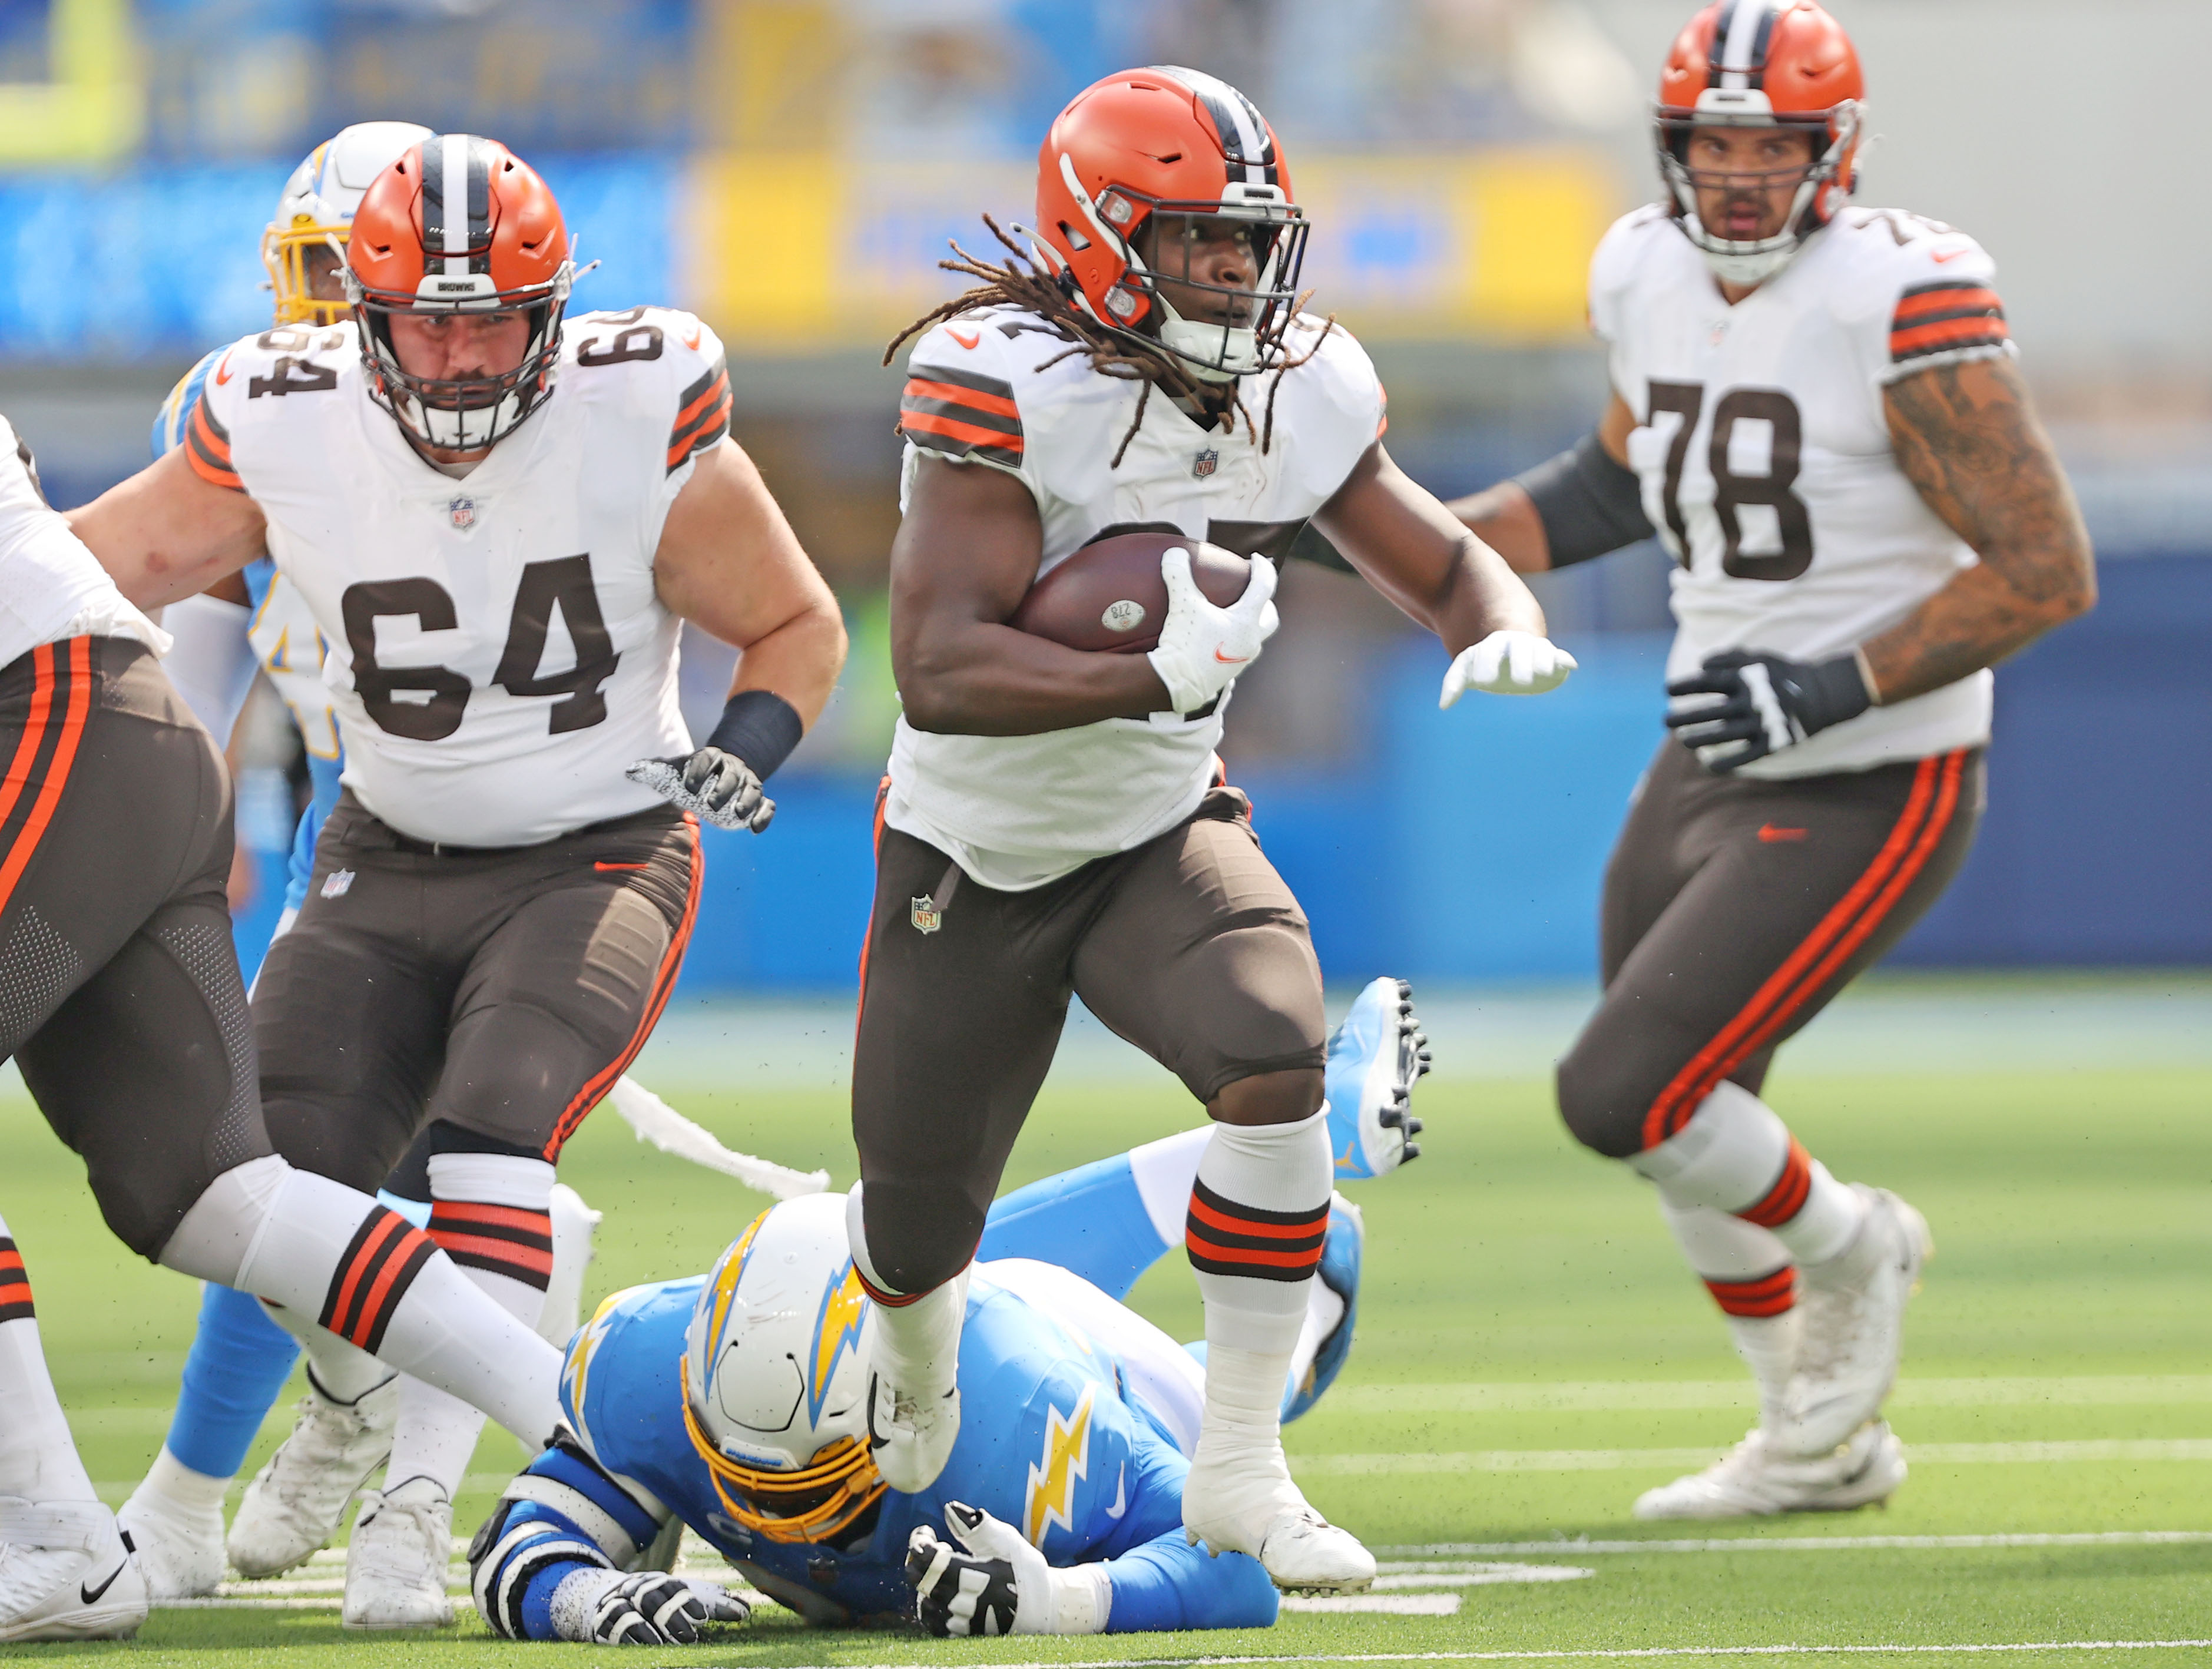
[
  {"x1": 1558, "y1": 739, "x2": 1985, "y2": 1158},
  {"x1": 851, "y1": 784, "x2": 1327, "y2": 1295},
  {"x1": 0, "y1": 636, "x2": 275, "y2": 1256},
  {"x1": 252, "y1": 792, "x2": 700, "y2": 1188}
]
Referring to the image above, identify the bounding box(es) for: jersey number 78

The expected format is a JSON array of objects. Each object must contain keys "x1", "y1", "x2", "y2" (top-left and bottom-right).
[{"x1": 1648, "y1": 380, "x2": 1814, "y2": 582}]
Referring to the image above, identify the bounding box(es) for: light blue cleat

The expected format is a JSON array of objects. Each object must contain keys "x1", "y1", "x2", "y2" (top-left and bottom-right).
[
  {"x1": 1281, "y1": 1195, "x2": 1363, "y2": 1423},
  {"x1": 1323, "y1": 978, "x2": 1429, "y2": 1180}
]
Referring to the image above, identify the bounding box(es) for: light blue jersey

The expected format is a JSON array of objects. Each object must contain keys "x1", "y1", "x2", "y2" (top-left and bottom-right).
[{"x1": 525, "y1": 1268, "x2": 1273, "y2": 1632}]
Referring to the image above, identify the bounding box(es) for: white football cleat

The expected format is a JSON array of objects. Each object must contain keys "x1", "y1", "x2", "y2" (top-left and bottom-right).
[
  {"x1": 1181, "y1": 1449, "x2": 1375, "y2": 1594},
  {"x1": 1324, "y1": 978, "x2": 1430, "y2": 1180},
  {"x1": 341, "y1": 1475, "x2": 453, "y2": 1630},
  {"x1": 1633, "y1": 1421, "x2": 1906, "y2": 1520},
  {"x1": 229, "y1": 1372, "x2": 398, "y2": 1578},
  {"x1": 863, "y1": 1269, "x2": 968, "y2": 1495},
  {"x1": 116, "y1": 1474, "x2": 225, "y2": 1601},
  {"x1": 867, "y1": 1370, "x2": 962, "y2": 1496},
  {"x1": 1780, "y1": 1187, "x2": 1930, "y2": 1457},
  {"x1": 0, "y1": 1498, "x2": 148, "y2": 1643}
]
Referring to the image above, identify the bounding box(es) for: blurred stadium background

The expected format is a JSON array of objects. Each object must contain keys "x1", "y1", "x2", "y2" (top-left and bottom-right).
[{"x1": 5, "y1": 0, "x2": 2208, "y2": 994}]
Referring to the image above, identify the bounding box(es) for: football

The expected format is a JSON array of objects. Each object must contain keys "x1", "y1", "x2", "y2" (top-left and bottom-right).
[{"x1": 1009, "y1": 531, "x2": 1254, "y2": 654}]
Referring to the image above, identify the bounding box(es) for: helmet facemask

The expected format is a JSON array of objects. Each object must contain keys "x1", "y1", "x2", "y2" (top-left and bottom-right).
[
  {"x1": 348, "y1": 272, "x2": 571, "y2": 453},
  {"x1": 263, "y1": 221, "x2": 355, "y2": 328},
  {"x1": 1658, "y1": 94, "x2": 1860, "y2": 286},
  {"x1": 1058, "y1": 158, "x2": 1308, "y2": 385}
]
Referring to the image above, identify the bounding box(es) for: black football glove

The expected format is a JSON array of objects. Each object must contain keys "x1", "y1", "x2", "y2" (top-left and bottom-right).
[
  {"x1": 564, "y1": 1570, "x2": 750, "y2": 1645},
  {"x1": 906, "y1": 1505, "x2": 1022, "y2": 1637},
  {"x1": 625, "y1": 748, "x2": 774, "y2": 833},
  {"x1": 1665, "y1": 649, "x2": 1872, "y2": 773}
]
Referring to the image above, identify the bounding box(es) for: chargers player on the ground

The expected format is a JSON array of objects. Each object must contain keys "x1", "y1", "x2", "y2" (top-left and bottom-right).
[
  {"x1": 69, "y1": 133, "x2": 847, "y2": 1627},
  {"x1": 1448, "y1": 0, "x2": 2093, "y2": 1518},
  {"x1": 467, "y1": 984, "x2": 1425, "y2": 1644},
  {"x1": 0, "y1": 421, "x2": 570, "y2": 1644},
  {"x1": 125, "y1": 121, "x2": 604, "y2": 1605},
  {"x1": 850, "y1": 66, "x2": 1571, "y2": 1600}
]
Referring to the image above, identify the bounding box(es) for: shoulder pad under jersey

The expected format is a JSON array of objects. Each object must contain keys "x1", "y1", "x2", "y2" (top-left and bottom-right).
[{"x1": 562, "y1": 306, "x2": 731, "y2": 476}]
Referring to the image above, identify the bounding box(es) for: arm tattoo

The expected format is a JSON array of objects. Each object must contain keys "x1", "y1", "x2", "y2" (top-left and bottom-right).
[{"x1": 1866, "y1": 355, "x2": 2094, "y2": 704}]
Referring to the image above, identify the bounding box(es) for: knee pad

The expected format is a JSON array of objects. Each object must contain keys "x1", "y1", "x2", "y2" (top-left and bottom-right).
[
  {"x1": 1554, "y1": 1049, "x2": 1648, "y2": 1161},
  {"x1": 156, "y1": 1154, "x2": 292, "y2": 1284}
]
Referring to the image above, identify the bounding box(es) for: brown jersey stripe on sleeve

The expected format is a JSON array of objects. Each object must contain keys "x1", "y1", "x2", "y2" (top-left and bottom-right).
[
  {"x1": 1891, "y1": 314, "x2": 2012, "y2": 362},
  {"x1": 1891, "y1": 280, "x2": 2008, "y2": 362},
  {"x1": 0, "y1": 1237, "x2": 32, "y2": 1323},
  {"x1": 184, "y1": 396, "x2": 244, "y2": 492},
  {"x1": 666, "y1": 360, "x2": 733, "y2": 472},
  {"x1": 899, "y1": 365, "x2": 1023, "y2": 468}
]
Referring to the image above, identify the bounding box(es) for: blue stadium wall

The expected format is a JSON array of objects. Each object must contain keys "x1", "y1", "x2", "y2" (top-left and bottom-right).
[{"x1": 673, "y1": 551, "x2": 2212, "y2": 991}]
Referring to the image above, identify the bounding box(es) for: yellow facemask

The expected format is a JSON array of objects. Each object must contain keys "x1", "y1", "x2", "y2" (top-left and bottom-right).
[
  {"x1": 680, "y1": 1357, "x2": 888, "y2": 1545},
  {"x1": 261, "y1": 215, "x2": 351, "y2": 327}
]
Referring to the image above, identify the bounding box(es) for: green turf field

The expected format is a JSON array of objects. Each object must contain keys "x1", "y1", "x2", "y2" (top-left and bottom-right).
[{"x1": 2, "y1": 1041, "x2": 2207, "y2": 1667}]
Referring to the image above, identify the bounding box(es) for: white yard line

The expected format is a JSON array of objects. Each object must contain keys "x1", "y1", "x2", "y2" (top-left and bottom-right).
[
  {"x1": 1301, "y1": 1440, "x2": 2212, "y2": 1476},
  {"x1": 1282, "y1": 1595, "x2": 1464, "y2": 1615},
  {"x1": 1377, "y1": 1531, "x2": 2212, "y2": 1558},
  {"x1": 1324, "y1": 1377, "x2": 2212, "y2": 1416}
]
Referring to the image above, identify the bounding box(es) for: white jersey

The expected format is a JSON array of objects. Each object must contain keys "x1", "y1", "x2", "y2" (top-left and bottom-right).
[
  {"x1": 1591, "y1": 204, "x2": 2015, "y2": 777},
  {"x1": 188, "y1": 308, "x2": 734, "y2": 845},
  {"x1": 888, "y1": 309, "x2": 1386, "y2": 889},
  {"x1": 0, "y1": 415, "x2": 166, "y2": 671}
]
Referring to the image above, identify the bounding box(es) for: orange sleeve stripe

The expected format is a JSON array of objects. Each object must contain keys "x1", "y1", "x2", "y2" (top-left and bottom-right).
[
  {"x1": 1891, "y1": 316, "x2": 2011, "y2": 355},
  {"x1": 1892, "y1": 286, "x2": 2001, "y2": 323},
  {"x1": 184, "y1": 400, "x2": 244, "y2": 492},
  {"x1": 903, "y1": 377, "x2": 1021, "y2": 420},
  {"x1": 899, "y1": 409, "x2": 1026, "y2": 454},
  {"x1": 673, "y1": 370, "x2": 730, "y2": 432}
]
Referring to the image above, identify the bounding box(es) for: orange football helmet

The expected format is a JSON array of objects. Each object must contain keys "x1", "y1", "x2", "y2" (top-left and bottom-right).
[
  {"x1": 343, "y1": 133, "x2": 575, "y2": 451},
  {"x1": 1035, "y1": 66, "x2": 1307, "y2": 383},
  {"x1": 1655, "y1": 0, "x2": 1865, "y2": 283}
]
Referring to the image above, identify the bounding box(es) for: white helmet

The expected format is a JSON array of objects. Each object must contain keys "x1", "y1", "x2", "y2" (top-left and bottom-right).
[
  {"x1": 681, "y1": 1194, "x2": 885, "y2": 1544},
  {"x1": 261, "y1": 120, "x2": 434, "y2": 326}
]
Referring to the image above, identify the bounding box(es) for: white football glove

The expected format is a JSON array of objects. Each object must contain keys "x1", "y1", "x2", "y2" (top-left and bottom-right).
[
  {"x1": 1439, "y1": 630, "x2": 1577, "y2": 706},
  {"x1": 547, "y1": 1567, "x2": 749, "y2": 1645},
  {"x1": 905, "y1": 1502, "x2": 1110, "y2": 1637},
  {"x1": 1145, "y1": 547, "x2": 1279, "y2": 716}
]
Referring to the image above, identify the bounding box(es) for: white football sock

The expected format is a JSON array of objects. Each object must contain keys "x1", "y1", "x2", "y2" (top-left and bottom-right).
[
  {"x1": 1657, "y1": 1197, "x2": 1799, "y2": 1429},
  {"x1": 134, "y1": 1445, "x2": 230, "y2": 1516},
  {"x1": 1125, "y1": 1126, "x2": 1213, "y2": 1251},
  {"x1": 258, "y1": 1299, "x2": 394, "y2": 1404},
  {"x1": 0, "y1": 1217, "x2": 98, "y2": 1503},
  {"x1": 846, "y1": 1184, "x2": 966, "y2": 1389},
  {"x1": 383, "y1": 1154, "x2": 555, "y2": 1499},
  {"x1": 1630, "y1": 1082, "x2": 1866, "y2": 1267},
  {"x1": 159, "y1": 1157, "x2": 561, "y2": 1445},
  {"x1": 1188, "y1": 1108, "x2": 1332, "y2": 1355},
  {"x1": 539, "y1": 1185, "x2": 601, "y2": 1349}
]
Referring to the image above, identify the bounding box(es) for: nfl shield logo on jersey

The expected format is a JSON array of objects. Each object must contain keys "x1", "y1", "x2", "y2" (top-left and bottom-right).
[
  {"x1": 1192, "y1": 449, "x2": 1218, "y2": 479},
  {"x1": 909, "y1": 896, "x2": 942, "y2": 934},
  {"x1": 448, "y1": 496, "x2": 476, "y2": 531},
  {"x1": 320, "y1": 869, "x2": 355, "y2": 900}
]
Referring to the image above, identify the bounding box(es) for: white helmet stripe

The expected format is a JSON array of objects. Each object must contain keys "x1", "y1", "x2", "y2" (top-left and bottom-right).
[
  {"x1": 1717, "y1": 0, "x2": 1777, "y2": 90},
  {"x1": 441, "y1": 133, "x2": 471, "y2": 273}
]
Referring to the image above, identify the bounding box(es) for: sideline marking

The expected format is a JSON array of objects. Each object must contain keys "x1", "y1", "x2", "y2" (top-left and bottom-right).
[
  {"x1": 1302, "y1": 1440, "x2": 2212, "y2": 1476},
  {"x1": 1378, "y1": 1531, "x2": 2212, "y2": 1557},
  {"x1": 1327, "y1": 1376, "x2": 2212, "y2": 1415}
]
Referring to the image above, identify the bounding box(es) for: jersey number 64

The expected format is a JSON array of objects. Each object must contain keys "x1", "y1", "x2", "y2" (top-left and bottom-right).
[{"x1": 340, "y1": 554, "x2": 618, "y2": 740}]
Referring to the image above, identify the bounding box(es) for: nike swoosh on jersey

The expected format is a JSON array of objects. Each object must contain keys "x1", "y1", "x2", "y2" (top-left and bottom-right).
[
  {"x1": 80, "y1": 1560, "x2": 127, "y2": 1606},
  {"x1": 683, "y1": 326, "x2": 703, "y2": 350},
  {"x1": 212, "y1": 353, "x2": 234, "y2": 386},
  {"x1": 1212, "y1": 646, "x2": 1251, "y2": 664},
  {"x1": 948, "y1": 327, "x2": 981, "y2": 349},
  {"x1": 1104, "y1": 1464, "x2": 1126, "y2": 1520},
  {"x1": 1930, "y1": 246, "x2": 1968, "y2": 263},
  {"x1": 1757, "y1": 824, "x2": 1809, "y2": 843}
]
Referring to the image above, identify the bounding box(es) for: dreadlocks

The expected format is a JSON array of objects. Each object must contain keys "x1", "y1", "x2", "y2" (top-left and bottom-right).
[{"x1": 883, "y1": 216, "x2": 1334, "y2": 468}]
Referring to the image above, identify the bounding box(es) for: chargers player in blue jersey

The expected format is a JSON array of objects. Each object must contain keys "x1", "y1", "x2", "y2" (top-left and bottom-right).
[
  {"x1": 468, "y1": 979, "x2": 1426, "y2": 1644},
  {"x1": 118, "y1": 121, "x2": 597, "y2": 1601}
]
